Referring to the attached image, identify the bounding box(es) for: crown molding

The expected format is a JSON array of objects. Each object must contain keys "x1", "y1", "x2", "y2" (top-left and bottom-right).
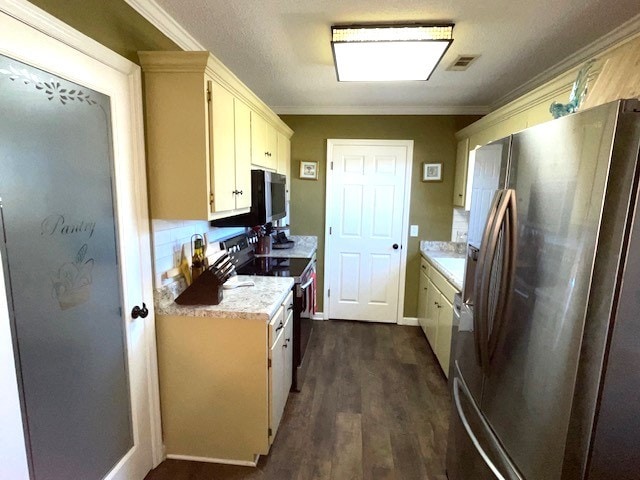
[
  {"x1": 124, "y1": 0, "x2": 204, "y2": 50},
  {"x1": 273, "y1": 105, "x2": 490, "y2": 116},
  {"x1": 0, "y1": 0, "x2": 136, "y2": 73},
  {"x1": 491, "y1": 12, "x2": 640, "y2": 110}
]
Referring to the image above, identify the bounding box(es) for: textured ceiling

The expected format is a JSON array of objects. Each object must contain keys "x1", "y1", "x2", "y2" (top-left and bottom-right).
[{"x1": 152, "y1": 0, "x2": 640, "y2": 113}]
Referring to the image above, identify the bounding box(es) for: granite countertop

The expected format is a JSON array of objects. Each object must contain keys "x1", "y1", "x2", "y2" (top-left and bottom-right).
[
  {"x1": 420, "y1": 241, "x2": 467, "y2": 291},
  {"x1": 255, "y1": 235, "x2": 317, "y2": 259},
  {"x1": 154, "y1": 275, "x2": 294, "y2": 321}
]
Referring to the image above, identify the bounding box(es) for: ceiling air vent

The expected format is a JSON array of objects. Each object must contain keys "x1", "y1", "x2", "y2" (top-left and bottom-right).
[{"x1": 447, "y1": 55, "x2": 479, "y2": 71}]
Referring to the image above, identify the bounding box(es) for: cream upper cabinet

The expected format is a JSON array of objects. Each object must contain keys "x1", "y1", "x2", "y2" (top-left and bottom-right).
[
  {"x1": 233, "y1": 99, "x2": 252, "y2": 210},
  {"x1": 453, "y1": 137, "x2": 470, "y2": 208},
  {"x1": 277, "y1": 132, "x2": 291, "y2": 200},
  {"x1": 208, "y1": 81, "x2": 253, "y2": 213},
  {"x1": 251, "y1": 112, "x2": 278, "y2": 170},
  {"x1": 139, "y1": 51, "x2": 292, "y2": 220}
]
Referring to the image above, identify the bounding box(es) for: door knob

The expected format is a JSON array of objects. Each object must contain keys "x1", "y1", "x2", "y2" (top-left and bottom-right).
[
  {"x1": 392, "y1": 243, "x2": 399, "y2": 250},
  {"x1": 131, "y1": 303, "x2": 148, "y2": 319}
]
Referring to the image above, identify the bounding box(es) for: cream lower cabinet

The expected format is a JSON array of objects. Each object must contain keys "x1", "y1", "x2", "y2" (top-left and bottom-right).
[
  {"x1": 269, "y1": 304, "x2": 293, "y2": 444},
  {"x1": 156, "y1": 290, "x2": 293, "y2": 463},
  {"x1": 417, "y1": 256, "x2": 459, "y2": 377}
]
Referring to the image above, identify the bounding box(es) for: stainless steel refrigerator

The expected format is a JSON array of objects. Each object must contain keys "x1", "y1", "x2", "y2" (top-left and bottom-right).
[{"x1": 446, "y1": 99, "x2": 640, "y2": 480}]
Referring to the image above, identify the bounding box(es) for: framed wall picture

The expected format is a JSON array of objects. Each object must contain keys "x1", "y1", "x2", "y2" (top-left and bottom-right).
[
  {"x1": 422, "y1": 162, "x2": 442, "y2": 182},
  {"x1": 300, "y1": 161, "x2": 318, "y2": 180}
]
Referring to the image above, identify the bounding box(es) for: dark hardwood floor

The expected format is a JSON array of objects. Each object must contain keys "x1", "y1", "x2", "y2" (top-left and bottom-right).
[{"x1": 145, "y1": 320, "x2": 451, "y2": 480}]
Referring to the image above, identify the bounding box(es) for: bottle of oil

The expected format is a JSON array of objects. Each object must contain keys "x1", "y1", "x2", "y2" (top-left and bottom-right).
[{"x1": 191, "y1": 234, "x2": 206, "y2": 281}]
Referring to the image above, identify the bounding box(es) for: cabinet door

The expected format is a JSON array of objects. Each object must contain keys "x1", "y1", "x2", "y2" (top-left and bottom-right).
[
  {"x1": 269, "y1": 323, "x2": 286, "y2": 444},
  {"x1": 425, "y1": 278, "x2": 440, "y2": 349},
  {"x1": 234, "y1": 99, "x2": 252, "y2": 209},
  {"x1": 277, "y1": 132, "x2": 291, "y2": 201},
  {"x1": 251, "y1": 111, "x2": 268, "y2": 168},
  {"x1": 209, "y1": 79, "x2": 236, "y2": 213},
  {"x1": 435, "y1": 295, "x2": 454, "y2": 377},
  {"x1": 417, "y1": 270, "x2": 429, "y2": 335},
  {"x1": 283, "y1": 309, "x2": 293, "y2": 396},
  {"x1": 265, "y1": 122, "x2": 278, "y2": 170},
  {"x1": 453, "y1": 137, "x2": 470, "y2": 207}
]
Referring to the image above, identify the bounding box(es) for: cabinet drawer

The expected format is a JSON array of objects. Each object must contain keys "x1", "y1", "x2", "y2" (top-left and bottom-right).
[
  {"x1": 269, "y1": 290, "x2": 293, "y2": 347},
  {"x1": 269, "y1": 305, "x2": 285, "y2": 348},
  {"x1": 429, "y1": 265, "x2": 458, "y2": 303},
  {"x1": 282, "y1": 290, "x2": 294, "y2": 317}
]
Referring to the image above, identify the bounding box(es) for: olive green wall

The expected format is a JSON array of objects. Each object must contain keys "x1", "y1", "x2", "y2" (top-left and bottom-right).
[
  {"x1": 29, "y1": 0, "x2": 180, "y2": 64},
  {"x1": 280, "y1": 115, "x2": 480, "y2": 318}
]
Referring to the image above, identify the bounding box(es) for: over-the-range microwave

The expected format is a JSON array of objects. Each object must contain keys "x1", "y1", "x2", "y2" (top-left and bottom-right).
[{"x1": 211, "y1": 169, "x2": 286, "y2": 227}]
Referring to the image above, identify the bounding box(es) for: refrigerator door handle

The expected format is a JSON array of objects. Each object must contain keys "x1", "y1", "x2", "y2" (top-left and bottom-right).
[
  {"x1": 453, "y1": 372, "x2": 524, "y2": 480},
  {"x1": 474, "y1": 189, "x2": 505, "y2": 367},
  {"x1": 477, "y1": 189, "x2": 511, "y2": 370},
  {"x1": 453, "y1": 376, "x2": 507, "y2": 480},
  {"x1": 488, "y1": 189, "x2": 518, "y2": 360}
]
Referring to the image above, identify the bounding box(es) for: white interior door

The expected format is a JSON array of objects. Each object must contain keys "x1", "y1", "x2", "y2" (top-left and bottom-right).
[
  {"x1": 0, "y1": 4, "x2": 159, "y2": 480},
  {"x1": 325, "y1": 140, "x2": 412, "y2": 323}
]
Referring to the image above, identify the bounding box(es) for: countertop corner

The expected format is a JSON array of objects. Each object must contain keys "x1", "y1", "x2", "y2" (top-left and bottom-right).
[
  {"x1": 420, "y1": 241, "x2": 466, "y2": 292},
  {"x1": 154, "y1": 275, "x2": 294, "y2": 321}
]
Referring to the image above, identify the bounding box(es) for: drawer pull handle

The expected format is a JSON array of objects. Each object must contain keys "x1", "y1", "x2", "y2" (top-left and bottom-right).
[{"x1": 275, "y1": 321, "x2": 284, "y2": 332}]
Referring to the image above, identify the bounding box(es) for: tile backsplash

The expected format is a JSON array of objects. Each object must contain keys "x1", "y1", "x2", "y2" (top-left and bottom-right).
[
  {"x1": 451, "y1": 207, "x2": 469, "y2": 242},
  {"x1": 151, "y1": 219, "x2": 244, "y2": 286}
]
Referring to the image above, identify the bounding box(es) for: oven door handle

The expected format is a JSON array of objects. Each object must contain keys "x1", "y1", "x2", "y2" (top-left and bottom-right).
[{"x1": 299, "y1": 277, "x2": 314, "y2": 291}]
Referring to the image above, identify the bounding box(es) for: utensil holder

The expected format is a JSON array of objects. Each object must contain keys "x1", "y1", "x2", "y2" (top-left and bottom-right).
[
  {"x1": 256, "y1": 235, "x2": 271, "y2": 254},
  {"x1": 175, "y1": 267, "x2": 224, "y2": 305}
]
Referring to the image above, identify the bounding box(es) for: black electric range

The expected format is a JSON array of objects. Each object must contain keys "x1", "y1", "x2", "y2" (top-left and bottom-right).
[{"x1": 220, "y1": 233, "x2": 315, "y2": 391}]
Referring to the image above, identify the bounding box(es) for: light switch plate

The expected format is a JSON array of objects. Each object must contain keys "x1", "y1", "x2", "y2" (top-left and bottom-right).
[{"x1": 410, "y1": 225, "x2": 419, "y2": 237}]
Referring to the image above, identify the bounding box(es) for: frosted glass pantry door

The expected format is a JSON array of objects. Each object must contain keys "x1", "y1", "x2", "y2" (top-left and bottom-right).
[{"x1": 0, "y1": 54, "x2": 132, "y2": 480}]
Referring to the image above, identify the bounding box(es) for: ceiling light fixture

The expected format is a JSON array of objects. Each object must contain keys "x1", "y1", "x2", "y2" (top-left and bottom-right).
[{"x1": 331, "y1": 24, "x2": 454, "y2": 82}]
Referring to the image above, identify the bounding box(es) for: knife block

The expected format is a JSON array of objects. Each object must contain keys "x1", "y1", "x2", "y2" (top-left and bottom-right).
[{"x1": 175, "y1": 267, "x2": 224, "y2": 305}]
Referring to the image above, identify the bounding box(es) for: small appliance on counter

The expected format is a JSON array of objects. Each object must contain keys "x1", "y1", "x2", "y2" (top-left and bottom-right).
[{"x1": 272, "y1": 231, "x2": 295, "y2": 249}]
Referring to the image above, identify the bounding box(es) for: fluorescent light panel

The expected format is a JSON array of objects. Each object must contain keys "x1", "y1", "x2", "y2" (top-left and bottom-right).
[{"x1": 331, "y1": 24, "x2": 453, "y2": 82}]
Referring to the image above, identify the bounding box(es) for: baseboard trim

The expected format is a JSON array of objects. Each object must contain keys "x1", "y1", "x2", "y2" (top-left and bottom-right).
[
  {"x1": 166, "y1": 453, "x2": 259, "y2": 467},
  {"x1": 399, "y1": 317, "x2": 419, "y2": 326},
  {"x1": 312, "y1": 312, "x2": 324, "y2": 321}
]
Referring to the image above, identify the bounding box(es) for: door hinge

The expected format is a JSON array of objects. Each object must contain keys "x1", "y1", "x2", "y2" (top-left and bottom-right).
[
  {"x1": 331, "y1": 161, "x2": 334, "y2": 170},
  {"x1": 268, "y1": 428, "x2": 272, "y2": 437},
  {"x1": 209, "y1": 192, "x2": 214, "y2": 207},
  {"x1": 268, "y1": 358, "x2": 272, "y2": 368},
  {"x1": 207, "y1": 87, "x2": 212, "y2": 103}
]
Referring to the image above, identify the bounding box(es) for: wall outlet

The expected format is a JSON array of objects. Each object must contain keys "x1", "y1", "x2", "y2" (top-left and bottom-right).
[{"x1": 410, "y1": 225, "x2": 419, "y2": 237}]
